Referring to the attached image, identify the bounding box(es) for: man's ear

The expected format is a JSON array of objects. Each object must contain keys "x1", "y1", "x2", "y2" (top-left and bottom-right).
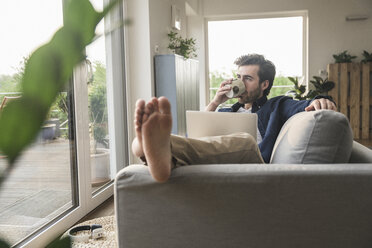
[{"x1": 261, "y1": 80, "x2": 269, "y2": 91}]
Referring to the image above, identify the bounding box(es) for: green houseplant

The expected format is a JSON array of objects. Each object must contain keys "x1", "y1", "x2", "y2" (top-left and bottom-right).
[
  {"x1": 89, "y1": 62, "x2": 109, "y2": 151},
  {"x1": 0, "y1": 0, "x2": 121, "y2": 247},
  {"x1": 286, "y1": 76, "x2": 307, "y2": 100},
  {"x1": 306, "y1": 76, "x2": 335, "y2": 99},
  {"x1": 332, "y1": 50, "x2": 357, "y2": 63},
  {"x1": 167, "y1": 30, "x2": 197, "y2": 59},
  {"x1": 287, "y1": 76, "x2": 335, "y2": 100},
  {"x1": 361, "y1": 50, "x2": 372, "y2": 63},
  {"x1": 88, "y1": 62, "x2": 111, "y2": 182}
]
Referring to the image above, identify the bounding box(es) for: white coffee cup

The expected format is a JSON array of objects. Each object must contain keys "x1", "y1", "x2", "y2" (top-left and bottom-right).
[{"x1": 225, "y1": 79, "x2": 246, "y2": 98}]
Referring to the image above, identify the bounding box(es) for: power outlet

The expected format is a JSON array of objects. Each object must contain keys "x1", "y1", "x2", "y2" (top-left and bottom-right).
[{"x1": 154, "y1": 45, "x2": 159, "y2": 54}]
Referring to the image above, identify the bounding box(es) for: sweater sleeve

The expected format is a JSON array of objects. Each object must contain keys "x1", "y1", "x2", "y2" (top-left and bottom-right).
[
  {"x1": 279, "y1": 95, "x2": 334, "y2": 122},
  {"x1": 258, "y1": 95, "x2": 334, "y2": 163}
]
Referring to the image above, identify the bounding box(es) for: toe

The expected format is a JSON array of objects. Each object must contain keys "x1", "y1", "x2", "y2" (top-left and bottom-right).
[
  {"x1": 142, "y1": 113, "x2": 149, "y2": 123},
  {"x1": 152, "y1": 98, "x2": 159, "y2": 112},
  {"x1": 145, "y1": 101, "x2": 154, "y2": 115},
  {"x1": 136, "y1": 99, "x2": 145, "y2": 109},
  {"x1": 159, "y1": 97, "x2": 171, "y2": 114}
]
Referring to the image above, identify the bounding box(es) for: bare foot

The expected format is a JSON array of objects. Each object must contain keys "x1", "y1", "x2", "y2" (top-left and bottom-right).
[
  {"x1": 142, "y1": 97, "x2": 172, "y2": 182},
  {"x1": 132, "y1": 99, "x2": 146, "y2": 158}
]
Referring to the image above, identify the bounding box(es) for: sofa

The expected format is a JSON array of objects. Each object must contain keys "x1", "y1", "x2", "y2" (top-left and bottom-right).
[{"x1": 114, "y1": 110, "x2": 372, "y2": 248}]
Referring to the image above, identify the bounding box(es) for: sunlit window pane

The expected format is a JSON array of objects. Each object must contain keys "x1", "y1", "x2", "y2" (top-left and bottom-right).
[
  {"x1": 0, "y1": 1, "x2": 75, "y2": 246},
  {"x1": 208, "y1": 16, "x2": 304, "y2": 103},
  {"x1": 86, "y1": 0, "x2": 112, "y2": 193}
]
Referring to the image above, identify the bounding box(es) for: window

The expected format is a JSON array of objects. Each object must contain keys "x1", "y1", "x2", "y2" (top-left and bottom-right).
[
  {"x1": 0, "y1": 0, "x2": 128, "y2": 246},
  {"x1": 0, "y1": 1, "x2": 70, "y2": 246},
  {"x1": 85, "y1": 0, "x2": 129, "y2": 194},
  {"x1": 207, "y1": 13, "x2": 306, "y2": 106}
]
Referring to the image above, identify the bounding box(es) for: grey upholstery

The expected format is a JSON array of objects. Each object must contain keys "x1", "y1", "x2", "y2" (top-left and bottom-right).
[
  {"x1": 114, "y1": 109, "x2": 372, "y2": 248},
  {"x1": 115, "y1": 162, "x2": 372, "y2": 248},
  {"x1": 270, "y1": 110, "x2": 353, "y2": 164},
  {"x1": 349, "y1": 141, "x2": 372, "y2": 163}
]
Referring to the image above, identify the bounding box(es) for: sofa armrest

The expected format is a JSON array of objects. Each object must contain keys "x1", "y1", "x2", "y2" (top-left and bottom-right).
[
  {"x1": 115, "y1": 164, "x2": 372, "y2": 248},
  {"x1": 349, "y1": 141, "x2": 372, "y2": 163}
]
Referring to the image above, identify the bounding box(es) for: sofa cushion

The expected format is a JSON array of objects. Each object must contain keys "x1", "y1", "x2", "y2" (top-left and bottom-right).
[{"x1": 270, "y1": 110, "x2": 353, "y2": 164}]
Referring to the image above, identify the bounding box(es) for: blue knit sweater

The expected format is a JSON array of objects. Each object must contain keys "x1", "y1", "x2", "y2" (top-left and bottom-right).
[{"x1": 219, "y1": 95, "x2": 331, "y2": 163}]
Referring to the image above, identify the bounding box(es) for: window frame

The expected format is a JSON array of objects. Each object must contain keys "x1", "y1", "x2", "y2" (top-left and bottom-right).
[
  {"x1": 17, "y1": 0, "x2": 128, "y2": 246},
  {"x1": 204, "y1": 10, "x2": 309, "y2": 104}
]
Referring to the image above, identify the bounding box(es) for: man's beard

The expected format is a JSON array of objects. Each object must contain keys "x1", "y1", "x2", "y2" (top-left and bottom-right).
[{"x1": 238, "y1": 84, "x2": 262, "y2": 104}]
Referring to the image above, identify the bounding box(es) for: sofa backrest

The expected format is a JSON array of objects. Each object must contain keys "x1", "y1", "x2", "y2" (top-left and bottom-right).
[{"x1": 270, "y1": 110, "x2": 354, "y2": 164}]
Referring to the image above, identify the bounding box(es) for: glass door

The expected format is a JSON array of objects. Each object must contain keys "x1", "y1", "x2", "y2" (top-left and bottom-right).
[
  {"x1": 82, "y1": 0, "x2": 129, "y2": 195},
  {"x1": 0, "y1": 0, "x2": 128, "y2": 246},
  {"x1": 0, "y1": 1, "x2": 77, "y2": 246}
]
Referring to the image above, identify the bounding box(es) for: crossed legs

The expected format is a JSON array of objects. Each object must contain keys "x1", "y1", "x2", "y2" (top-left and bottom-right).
[{"x1": 131, "y1": 97, "x2": 264, "y2": 183}]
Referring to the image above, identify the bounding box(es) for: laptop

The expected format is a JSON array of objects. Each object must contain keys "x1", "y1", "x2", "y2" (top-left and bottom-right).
[{"x1": 186, "y1": 111, "x2": 257, "y2": 140}]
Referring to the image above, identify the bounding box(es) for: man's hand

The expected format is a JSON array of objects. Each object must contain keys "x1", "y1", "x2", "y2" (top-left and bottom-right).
[
  {"x1": 305, "y1": 98, "x2": 337, "y2": 111},
  {"x1": 205, "y1": 79, "x2": 233, "y2": 111}
]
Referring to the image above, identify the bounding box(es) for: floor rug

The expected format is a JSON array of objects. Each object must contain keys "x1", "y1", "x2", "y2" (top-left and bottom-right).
[{"x1": 63, "y1": 215, "x2": 117, "y2": 248}]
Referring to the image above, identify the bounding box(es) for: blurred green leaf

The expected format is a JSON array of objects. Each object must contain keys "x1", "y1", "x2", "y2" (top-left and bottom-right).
[
  {"x1": 288, "y1": 77, "x2": 296, "y2": 83},
  {"x1": 46, "y1": 236, "x2": 71, "y2": 248},
  {"x1": 0, "y1": 239, "x2": 10, "y2": 248},
  {"x1": 0, "y1": 0, "x2": 120, "y2": 164},
  {"x1": 0, "y1": 97, "x2": 46, "y2": 163},
  {"x1": 63, "y1": 0, "x2": 100, "y2": 45},
  {"x1": 0, "y1": 0, "x2": 122, "y2": 247}
]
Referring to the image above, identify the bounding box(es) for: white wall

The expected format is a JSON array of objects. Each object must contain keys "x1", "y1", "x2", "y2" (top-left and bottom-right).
[
  {"x1": 124, "y1": 0, "x2": 153, "y2": 163},
  {"x1": 201, "y1": 0, "x2": 372, "y2": 81},
  {"x1": 124, "y1": 0, "x2": 196, "y2": 163},
  {"x1": 124, "y1": 0, "x2": 372, "y2": 162}
]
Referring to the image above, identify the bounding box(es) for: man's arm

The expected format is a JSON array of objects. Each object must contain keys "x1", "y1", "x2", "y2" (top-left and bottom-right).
[
  {"x1": 305, "y1": 98, "x2": 337, "y2": 111},
  {"x1": 205, "y1": 79, "x2": 233, "y2": 111},
  {"x1": 276, "y1": 95, "x2": 337, "y2": 122}
]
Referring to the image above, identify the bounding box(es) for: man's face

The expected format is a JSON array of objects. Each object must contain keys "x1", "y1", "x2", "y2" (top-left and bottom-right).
[{"x1": 236, "y1": 65, "x2": 268, "y2": 104}]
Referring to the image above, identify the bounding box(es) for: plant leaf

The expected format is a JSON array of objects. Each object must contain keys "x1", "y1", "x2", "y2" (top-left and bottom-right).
[
  {"x1": 312, "y1": 76, "x2": 323, "y2": 82},
  {"x1": 322, "y1": 81, "x2": 335, "y2": 92},
  {"x1": 46, "y1": 236, "x2": 71, "y2": 248},
  {"x1": 0, "y1": 97, "x2": 46, "y2": 163},
  {"x1": 287, "y1": 77, "x2": 296, "y2": 83},
  {"x1": 0, "y1": 238, "x2": 10, "y2": 248},
  {"x1": 0, "y1": 0, "x2": 121, "y2": 163}
]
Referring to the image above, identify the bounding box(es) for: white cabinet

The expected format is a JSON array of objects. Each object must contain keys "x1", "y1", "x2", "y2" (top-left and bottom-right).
[{"x1": 155, "y1": 54, "x2": 199, "y2": 136}]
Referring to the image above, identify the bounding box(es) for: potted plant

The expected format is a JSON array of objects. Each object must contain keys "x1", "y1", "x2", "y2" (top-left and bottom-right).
[
  {"x1": 167, "y1": 30, "x2": 197, "y2": 59},
  {"x1": 306, "y1": 76, "x2": 335, "y2": 99},
  {"x1": 332, "y1": 50, "x2": 357, "y2": 63},
  {"x1": 286, "y1": 76, "x2": 307, "y2": 100},
  {"x1": 286, "y1": 76, "x2": 335, "y2": 100},
  {"x1": 361, "y1": 50, "x2": 372, "y2": 63},
  {"x1": 88, "y1": 62, "x2": 110, "y2": 185}
]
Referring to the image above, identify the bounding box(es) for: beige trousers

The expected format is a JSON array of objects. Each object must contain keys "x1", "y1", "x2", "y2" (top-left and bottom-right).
[{"x1": 170, "y1": 132, "x2": 264, "y2": 168}]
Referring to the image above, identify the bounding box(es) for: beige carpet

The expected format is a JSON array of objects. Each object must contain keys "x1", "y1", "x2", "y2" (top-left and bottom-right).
[{"x1": 63, "y1": 215, "x2": 117, "y2": 248}]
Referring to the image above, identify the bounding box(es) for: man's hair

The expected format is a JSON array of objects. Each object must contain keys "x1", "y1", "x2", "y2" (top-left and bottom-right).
[{"x1": 234, "y1": 54, "x2": 276, "y2": 96}]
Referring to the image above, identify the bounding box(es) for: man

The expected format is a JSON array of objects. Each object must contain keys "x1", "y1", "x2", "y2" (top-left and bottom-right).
[
  {"x1": 132, "y1": 54, "x2": 336, "y2": 182},
  {"x1": 207, "y1": 54, "x2": 336, "y2": 162}
]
